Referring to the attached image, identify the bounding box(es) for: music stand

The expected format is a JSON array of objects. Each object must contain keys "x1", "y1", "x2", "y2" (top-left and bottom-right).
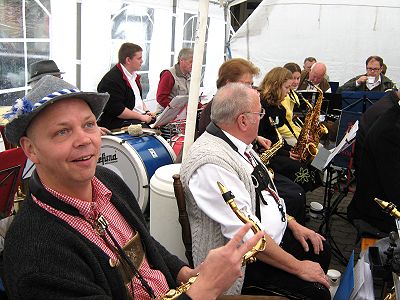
[
  {"x1": 333, "y1": 91, "x2": 384, "y2": 169},
  {"x1": 0, "y1": 148, "x2": 27, "y2": 219},
  {"x1": 152, "y1": 95, "x2": 189, "y2": 128},
  {"x1": 311, "y1": 122, "x2": 358, "y2": 265}
]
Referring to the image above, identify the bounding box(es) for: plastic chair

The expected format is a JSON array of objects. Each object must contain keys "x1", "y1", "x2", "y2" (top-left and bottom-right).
[{"x1": 0, "y1": 148, "x2": 27, "y2": 218}]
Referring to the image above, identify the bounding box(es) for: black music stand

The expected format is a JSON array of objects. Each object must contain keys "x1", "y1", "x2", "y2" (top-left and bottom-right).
[
  {"x1": 311, "y1": 122, "x2": 358, "y2": 265},
  {"x1": 333, "y1": 91, "x2": 384, "y2": 170}
]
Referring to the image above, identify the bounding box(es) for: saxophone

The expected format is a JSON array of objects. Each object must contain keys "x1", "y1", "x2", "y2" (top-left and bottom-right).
[
  {"x1": 160, "y1": 182, "x2": 267, "y2": 299},
  {"x1": 217, "y1": 181, "x2": 267, "y2": 263},
  {"x1": 374, "y1": 198, "x2": 400, "y2": 219},
  {"x1": 259, "y1": 116, "x2": 284, "y2": 165},
  {"x1": 291, "y1": 80, "x2": 328, "y2": 162}
]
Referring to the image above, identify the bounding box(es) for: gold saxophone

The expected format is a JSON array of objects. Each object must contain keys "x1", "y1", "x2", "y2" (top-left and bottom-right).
[
  {"x1": 291, "y1": 81, "x2": 328, "y2": 162},
  {"x1": 160, "y1": 182, "x2": 267, "y2": 299},
  {"x1": 217, "y1": 182, "x2": 267, "y2": 263},
  {"x1": 374, "y1": 198, "x2": 400, "y2": 219},
  {"x1": 259, "y1": 116, "x2": 284, "y2": 166}
]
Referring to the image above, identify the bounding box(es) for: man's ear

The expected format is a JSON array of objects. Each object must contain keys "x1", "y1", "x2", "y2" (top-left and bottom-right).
[
  {"x1": 20, "y1": 136, "x2": 39, "y2": 164},
  {"x1": 237, "y1": 113, "x2": 248, "y2": 131}
]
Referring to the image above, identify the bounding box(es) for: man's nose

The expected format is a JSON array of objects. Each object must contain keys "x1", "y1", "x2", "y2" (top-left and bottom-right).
[{"x1": 73, "y1": 128, "x2": 92, "y2": 146}]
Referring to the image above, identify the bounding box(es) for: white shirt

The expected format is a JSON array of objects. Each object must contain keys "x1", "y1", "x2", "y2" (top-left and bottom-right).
[
  {"x1": 120, "y1": 64, "x2": 145, "y2": 113},
  {"x1": 188, "y1": 130, "x2": 287, "y2": 244}
]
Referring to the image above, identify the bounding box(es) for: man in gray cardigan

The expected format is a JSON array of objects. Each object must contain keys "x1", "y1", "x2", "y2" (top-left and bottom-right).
[{"x1": 181, "y1": 83, "x2": 331, "y2": 299}]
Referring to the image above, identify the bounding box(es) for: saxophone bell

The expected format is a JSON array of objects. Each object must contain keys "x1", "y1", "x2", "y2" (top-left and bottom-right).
[{"x1": 292, "y1": 82, "x2": 328, "y2": 162}]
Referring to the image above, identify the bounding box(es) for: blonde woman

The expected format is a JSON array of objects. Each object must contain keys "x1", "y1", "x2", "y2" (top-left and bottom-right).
[{"x1": 258, "y1": 67, "x2": 322, "y2": 192}]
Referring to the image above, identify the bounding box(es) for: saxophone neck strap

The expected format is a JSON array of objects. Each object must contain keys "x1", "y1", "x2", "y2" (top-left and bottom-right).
[{"x1": 206, "y1": 123, "x2": 270, "y2": 216}]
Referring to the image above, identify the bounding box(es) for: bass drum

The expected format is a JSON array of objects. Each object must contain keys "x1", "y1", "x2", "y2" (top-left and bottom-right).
[{"x1": 98, "y1": 133, "x2": 176, "y2": 211}]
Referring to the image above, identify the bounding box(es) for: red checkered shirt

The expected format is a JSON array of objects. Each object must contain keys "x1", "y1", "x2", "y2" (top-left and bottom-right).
[{"x1": 32, "y1": 176, "x2": 169, "y2": 299}]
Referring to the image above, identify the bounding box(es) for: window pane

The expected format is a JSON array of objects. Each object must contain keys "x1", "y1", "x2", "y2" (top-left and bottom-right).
[
  {"x1": 26, "y1": 0, "x2": 50, "y2": 38},
  {"x1": 139, "y1": 72, "x2": 149, "y2": 99},
  {"x1": 183, "y1": 14, "x2": 196, "y2": 42},
  {"x1": 0, "y1": 0, "x2": 23, "y2": 38},
  {"x1": 141, "y1": 43, "x2": 150, "y2": 71},
  {"x1": 40, "y1": 0, "x2": 50, "y2": 12},
  {"x1": 27, "y1": 42, "x2": 50, "y2": 69},
  {"x1": 0, "y1": 90, "x2": 26, "y2": 106},
  {"x1": 0, "y1": 42, "x2": 25, "y2": 89},
  {"x1": 111, "y1": 5, "x2": 154, "y2": 41}
]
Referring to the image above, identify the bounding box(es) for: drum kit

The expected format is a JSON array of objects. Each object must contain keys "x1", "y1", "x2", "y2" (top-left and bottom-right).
[{"x1": 99, "y1": 130, "x2": 176, "y2": 211}]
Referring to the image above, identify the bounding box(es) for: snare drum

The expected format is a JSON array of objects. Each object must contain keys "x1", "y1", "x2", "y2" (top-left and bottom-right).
[
  {"x1": 98, "y1": 133, "x2": 176, "y2": 211},
  {"x1": 170, "y1": 134, "x2": 184, "y2": 157}
]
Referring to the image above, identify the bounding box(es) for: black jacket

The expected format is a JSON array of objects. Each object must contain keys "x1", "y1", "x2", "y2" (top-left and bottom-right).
[
  {"x1": 337, "y1": 74, "x2": 396, "y2": 94},
  {"x1": 348, "y1": 103, "x2": 400, "y2": 233},
  {"x1": 97, "y1": 64, "x2": 143, "y2": 129},
  {"x1": 353, "y1": 91, "x2": 399, "y2": 172}
]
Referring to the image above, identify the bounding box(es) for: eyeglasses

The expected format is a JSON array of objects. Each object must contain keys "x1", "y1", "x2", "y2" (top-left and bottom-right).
[
  {"x1": 243, "y1": 107, "x2": 265, "y2": 119},
  {"x1": 366, "y1": 67, "x2": 381, "y2": 72}
]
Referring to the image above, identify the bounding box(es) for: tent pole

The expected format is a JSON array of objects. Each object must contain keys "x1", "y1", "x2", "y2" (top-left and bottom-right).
[{"x1": 181, "y1": 0, "x2": 209, "y2": 160}]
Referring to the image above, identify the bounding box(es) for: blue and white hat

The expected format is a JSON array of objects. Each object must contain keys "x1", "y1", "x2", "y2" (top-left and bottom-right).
[{"x1": 3, "y1": 75, "x2": 109, "y2": 145}]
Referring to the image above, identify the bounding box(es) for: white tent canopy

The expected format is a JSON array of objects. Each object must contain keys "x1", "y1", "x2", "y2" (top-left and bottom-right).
[{"x1": 229, "y1": 0, "x2": 400, "y2": 86}]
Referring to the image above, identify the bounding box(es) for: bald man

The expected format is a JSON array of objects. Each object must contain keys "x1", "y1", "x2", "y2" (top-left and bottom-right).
[{"x1": 298, "y1": 62, "x2": 331, "y2": 93}]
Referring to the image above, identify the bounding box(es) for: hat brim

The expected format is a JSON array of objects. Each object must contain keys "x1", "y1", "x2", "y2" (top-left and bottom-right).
[
  {"x1": 5, "y1": 91, "x2": 109, "y2": 145},
  {"x1": 28, "y1": 72, "x2": 65, "y2": 84}
]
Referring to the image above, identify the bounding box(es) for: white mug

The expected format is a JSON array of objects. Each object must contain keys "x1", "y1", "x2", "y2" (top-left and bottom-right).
[
  {"x1": 367, "y1": 76, "x2": 376, "y2": 84},
  {"x1": 327, "y1": 269, "x2": 341, "y2": 286},
  {"x1": 309, "y1": 201, "x2": 324, "y2": 219}
]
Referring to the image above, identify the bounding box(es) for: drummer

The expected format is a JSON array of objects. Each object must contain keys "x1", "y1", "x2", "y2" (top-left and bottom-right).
[{"x1": 97, "y1": 42, "x2": 155, "y2": 130}]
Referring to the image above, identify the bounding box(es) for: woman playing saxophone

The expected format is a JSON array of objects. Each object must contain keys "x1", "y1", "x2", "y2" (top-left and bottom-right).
[{"x1": 257, "y1": 67, "x2": 322, "y2": 192}]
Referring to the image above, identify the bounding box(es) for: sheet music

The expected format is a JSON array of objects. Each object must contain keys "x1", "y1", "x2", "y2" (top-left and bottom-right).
[
  {"x1": 152, "y1": 95, "x2": 189, "y2": 127},
  {"x1": 311, "y1": 120, "x2": 358, "y2": 171},
  {"x1": 349, "y1": 255, "x2": 374, "y2": 300}
]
